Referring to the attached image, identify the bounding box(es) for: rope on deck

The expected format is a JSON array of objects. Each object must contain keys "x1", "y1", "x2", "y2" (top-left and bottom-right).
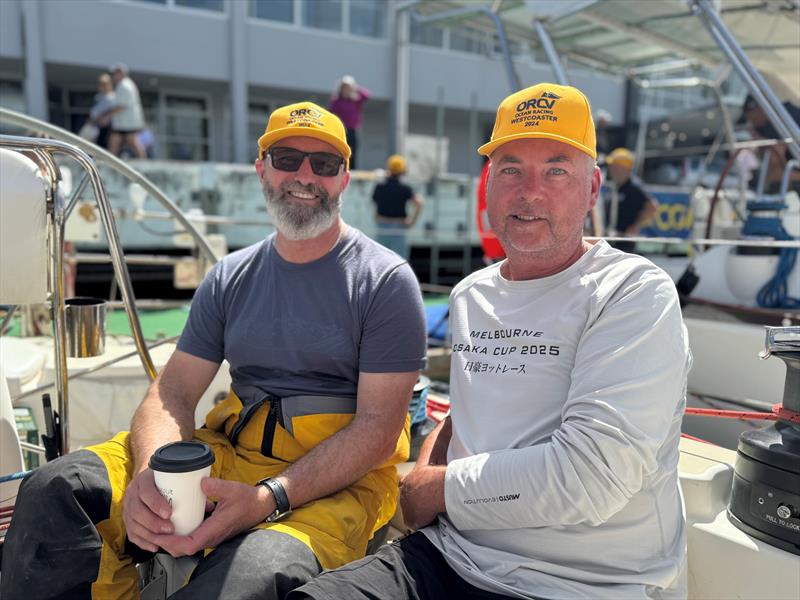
[{"x1": 0, "y1": 470, "x2": 30, "y2": 484}]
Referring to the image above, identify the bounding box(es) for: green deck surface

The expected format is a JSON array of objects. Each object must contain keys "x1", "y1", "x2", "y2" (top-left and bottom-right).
[
  {"x1": 4, "y1": 307, "x2": 190, "y2": 340},
  {"x1": 105, "y1": 307, "x2": 190, "y2": 339},
  {"x1": 5, "y1": 295, "x2": 447, "y2": 340}
]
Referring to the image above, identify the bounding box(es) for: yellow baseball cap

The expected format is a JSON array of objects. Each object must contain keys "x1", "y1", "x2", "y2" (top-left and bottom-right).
[
  {"x1": 606, "y1": 147, "x2": 635, "y2": 168},
  {"x1": 386, "y1": 154, "x2": 406, "y2": 175},
  {"x1": 257, "y1": 101, "x2": 351, "y2": 165},
  {"x1": 478, "y1": 83, "x2": 596, "y2": 159}
]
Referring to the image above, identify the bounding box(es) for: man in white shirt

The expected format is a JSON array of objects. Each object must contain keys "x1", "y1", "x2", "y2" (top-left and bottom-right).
[
  {"x1": 290, "y1": 83, "x2": 691, "y2": 600},
  {"x1": 107, "y1": 62, "x2": 147, "y2": 159}
]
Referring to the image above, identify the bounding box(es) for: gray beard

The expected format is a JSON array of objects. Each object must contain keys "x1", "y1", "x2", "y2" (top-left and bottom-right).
[{"x1": 263, "y1": 179, "x2": 342, "y2": 241}]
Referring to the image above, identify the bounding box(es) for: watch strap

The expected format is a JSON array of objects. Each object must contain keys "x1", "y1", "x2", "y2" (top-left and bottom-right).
[{"x1": 257, "y1": 477, "x2": 291, "y2": 521}]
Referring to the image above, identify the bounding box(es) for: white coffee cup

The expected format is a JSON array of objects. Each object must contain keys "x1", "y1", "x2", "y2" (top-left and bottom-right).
[{"x1": 149, "y1": 441, "x2": 215, "y2": 536}]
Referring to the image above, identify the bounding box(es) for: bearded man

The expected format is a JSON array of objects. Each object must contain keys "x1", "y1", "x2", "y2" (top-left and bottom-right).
[{"x1": 2, "y1": 102, "x2": 427, "y2": 600}]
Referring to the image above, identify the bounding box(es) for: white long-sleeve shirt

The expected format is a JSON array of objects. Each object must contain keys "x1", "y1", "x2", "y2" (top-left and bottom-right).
[{"x1": 422, "y1": 240, "x2": 691, "y2": 599}]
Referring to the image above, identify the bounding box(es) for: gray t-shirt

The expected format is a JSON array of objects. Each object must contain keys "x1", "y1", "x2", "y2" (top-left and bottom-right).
[{"x1": 178, "y1": 228, "x2": 427, "y2": 404}]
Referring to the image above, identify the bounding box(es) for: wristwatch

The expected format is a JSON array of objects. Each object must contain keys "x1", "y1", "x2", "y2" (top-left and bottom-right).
[{"x1": 255, "y1": 477, "x2": 292, "y2": 522}]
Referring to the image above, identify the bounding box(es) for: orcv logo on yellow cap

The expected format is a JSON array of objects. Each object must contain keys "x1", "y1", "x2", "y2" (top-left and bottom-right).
[
  {"x1": 257, "y1": 101, "x2": 352, "y2": 167},
  {"x1": 478, "y1": 83, "x2": 596, "y2": 159}
]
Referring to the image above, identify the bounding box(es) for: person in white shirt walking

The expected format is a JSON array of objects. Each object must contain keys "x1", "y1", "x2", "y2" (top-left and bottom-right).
[
  {"x1": 289, "y1": 82, "x2": 691, "y2": 600},
  {"x1": 107, "y1": 62, "x2": 147, "y2": 159}
]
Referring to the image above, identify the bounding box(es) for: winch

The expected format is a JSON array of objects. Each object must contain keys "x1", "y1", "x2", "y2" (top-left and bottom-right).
[{"x1": 728, "y1": 326, "x2": 800, "y2": 555}]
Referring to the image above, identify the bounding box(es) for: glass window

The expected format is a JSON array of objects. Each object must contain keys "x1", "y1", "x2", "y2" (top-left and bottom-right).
[
  {"x1": 67, "y1": 90, "x2": 97, "y2": 132},
  {"x1": 166, "y1": 96, "x2": 207, "y2": 113},
  {"x1": 47, "y1": 87, "x2": 67, "y2": 129},
  {"x1": 0, "y1": 81, "x2": 26, "y2": 114},
  {"x1": 166, "y1": 113, "x2": 208, "y2": 139},
  {"x1": 139, "y1": 91, "x2": 161, "y2": 158},
  {"x1": 492, "y1": 35, "x2": 523, "y2": 58},
  {"x1": 249, "y1": 0, "x2": 293, "y2": 23},
  {"x1": 410, "y1": 19, "x2": 444, "y2": 48},
  {"x1": 128, "y1": 0, "x2": 167, "y2": 4},
  {"x1": 248, "y1": 102, "x2": 271, "y2": 149},
  {"x1": 302, "y1": 0, "x2": 342, "y2": 32},
  {"x1": 163, "y1": 95, "x2": 210, "y2": 160},
  {"x1": 140, "y1": 91, "x2": 159, "y2": 128},
  {"x1": 175, "y1": 0, "x2": 224, "y2": 11},
  {"x1": 349, "y1": 0, "x2": 386, "y2": 38},
  {"x1": 165, "y1": 141, "x2": 208, "y2": 161},
  {"x1": 450, "y1": 26, "x2": 485, "y2": 55}
]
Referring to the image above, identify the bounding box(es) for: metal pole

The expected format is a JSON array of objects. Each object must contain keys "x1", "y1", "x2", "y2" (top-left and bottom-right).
[
  {"x1": 633, "y1": 102, "x2": 650, "y2": 179},
  {"x1": 0, "y1": 136, "x2": 158, "y2": 382},
  {"x1": 392, "y1": 2, "x2": 410, "y2": 155},
  {"x1": 65, "y1": 171, "x2": 91, "y2": 221},
  {"x1": 0, "y1": 109, "x2": 219, "y2": 264},
  {"x1": 533, "y1": 19, "x2": 569, "y2": 85},
  {"x1": 20, "y1": 0, "x2": 48, "y2": 121},
  {"x1": 0, "y1": 305, "x2": 17, "y2": 335},
  {"x1": 691, "y1": 0, "x2": 800, "y2": 161},
  {"x1": 44, "y1": 160, "x2": 71, "y2": 456},
  {"x1": 464, "y1": 92, "x2": 479, "y2": 278},
  {"x1": 755, "y1": 152, "x2": 771, "y2": 197},
  {"x1": 229, "y1": 0, "x2": 249, "y2": 163},
  {"x1": 431, "y1": 87, "x2": 445, "y2": 286},
  {"x1": 707, "y1": 85, "x2": 736, "y2": 167},
  {"x1": 780, "y1": 160, "x2": 799, "y2": 196},
  {"x1": 486, "y1": 10, "x2": 521, "y2": 91}
]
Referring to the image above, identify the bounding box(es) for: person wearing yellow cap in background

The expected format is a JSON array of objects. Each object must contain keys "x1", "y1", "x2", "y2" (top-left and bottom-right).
[
  {"x1": 2, "y1": 101, "x2": 427, "y2": 600},
  {"x1": 372, "y1": 154, "x2": 424, "y2": 259},
  {"x1": 291, "y1": 84, "x2": 690, "y2": 600},
  {"x1": 604, "y1": 147, "x2": 659, "y2": 253}
]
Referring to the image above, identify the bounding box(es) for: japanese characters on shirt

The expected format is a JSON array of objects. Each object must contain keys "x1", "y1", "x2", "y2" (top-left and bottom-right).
[{"x1": 452, "y1": 327, "x2": 561, "y2": 376}]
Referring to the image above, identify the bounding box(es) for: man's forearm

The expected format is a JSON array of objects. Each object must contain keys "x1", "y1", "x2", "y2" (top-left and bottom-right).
[
  {"x1": 130, "y1": 376, "x2": 196, "y2": 474},
  {"x1": 398, "y1": 417, "x2": 450, "y2": 529},
  {"x1": 276, "y1": 413, "x2": 401, "y2": 510},
  {"x1": 416, "y1": 416, "x2": 451, "y2": 466},
  {"x1": 633, "y1": 201, "x2": 658, "y2": 230}
]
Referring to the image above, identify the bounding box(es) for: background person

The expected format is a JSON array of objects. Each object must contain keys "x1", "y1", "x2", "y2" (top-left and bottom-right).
[
  {"x1": 604, "y1": 147, "x2": 658, "y2": 252},
  {"x1": 738, "y1": 93, "x2": 800, "y2": 194},
  {"x1": 594, "y1": 107, "x2": 612, "y2": 161},
  {"x1": 87, "y1": 72, "x2": 116, "y2": 149},
  {"x1": 329, "y1": 75, "x2": 370, "y2": 169},
  {"x1": 107, "y1": 62, "x2": 147, "y2": 159},
  {"x1": 290, "y1": 83, "x2": 691, "y2": 600},
  {"x1": 1, "y1": 102, "x2": 427, "y2": 600},
  {"x1": 372, "y1": 154, "x2": 424, "y2": 259}
]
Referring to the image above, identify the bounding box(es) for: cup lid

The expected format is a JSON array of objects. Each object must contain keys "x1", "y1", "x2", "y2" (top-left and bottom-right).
[{"x1": 149, "y1": 441, "x2": 215, "y2": 473}]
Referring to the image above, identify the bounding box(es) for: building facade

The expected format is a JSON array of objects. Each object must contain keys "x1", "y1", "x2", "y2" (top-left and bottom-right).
[{"x1": 0, "y1": 0, "x2": 625, "y2": 173}]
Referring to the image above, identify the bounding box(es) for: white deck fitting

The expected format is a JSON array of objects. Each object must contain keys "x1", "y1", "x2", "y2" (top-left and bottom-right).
[{"x1": 680, "y1": 438, "x2": 800, "y2": 599}]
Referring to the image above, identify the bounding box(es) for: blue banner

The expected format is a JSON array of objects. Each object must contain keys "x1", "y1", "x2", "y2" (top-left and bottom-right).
[{"x1": 640, "y1": 189, "x2": 693, "y2": 239}]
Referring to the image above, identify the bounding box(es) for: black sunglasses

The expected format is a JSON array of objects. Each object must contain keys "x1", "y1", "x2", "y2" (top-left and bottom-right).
[{"x1": 266, "y1": 147, "x2": 344, "y2": 177}]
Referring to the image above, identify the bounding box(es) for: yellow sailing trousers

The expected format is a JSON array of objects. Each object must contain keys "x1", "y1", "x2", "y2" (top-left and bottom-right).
[{"x1": 86, "y1": 390, "x2": 410, "y2": 599}]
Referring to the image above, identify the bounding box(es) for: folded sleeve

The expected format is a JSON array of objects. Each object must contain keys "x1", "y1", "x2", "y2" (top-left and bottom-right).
[
  {"x1": 358, "y1": 263, "x2": 427, "y2": 373},
  {"x1": 176, "y1": 263, "x2": 226, "y2": 364}
]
